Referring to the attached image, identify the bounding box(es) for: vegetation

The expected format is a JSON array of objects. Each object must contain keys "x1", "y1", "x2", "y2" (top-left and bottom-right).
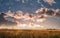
[{"x1": 0, "y1": 29, "x2": 60, "y2": 38}]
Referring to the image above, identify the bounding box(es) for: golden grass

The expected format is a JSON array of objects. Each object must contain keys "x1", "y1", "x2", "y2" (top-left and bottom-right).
[{"x1": 0, "y1": 29, "x2": 60, "y2": 38}]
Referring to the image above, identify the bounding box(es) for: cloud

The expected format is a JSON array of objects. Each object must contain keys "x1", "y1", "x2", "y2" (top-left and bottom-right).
[
  {"x1": 16, "y1": 0, "x2": 20, "y2": 2},
  {"x1": 0, "y1": 13, "x2": 17, "y2": 26},
  {"x1": 35, "y1": 7, "x2": 60, "y2": 16},
  {"x1": 56, "y1": 13, "x2": 60, "y2": 17},
  {"x1": 5, "y1": 10, "x2": 47, "y2": 23},
  {"x1": 1, "y1": 7, "x2": 60, "y2": 29},
  {"x1": 43, "y1": 0, "x2": 56, "y2": 5},
  {"x1": 4, "y1": 8, "x2": 60, "y2": 25},
  {"x1": 22, "y1": 0, "x2": 25, "y2": 3}
]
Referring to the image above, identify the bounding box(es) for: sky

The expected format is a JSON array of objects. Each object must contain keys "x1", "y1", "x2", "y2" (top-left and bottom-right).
[{"x1": 0, "y1": 0, "x2": 60, "y2": 29}]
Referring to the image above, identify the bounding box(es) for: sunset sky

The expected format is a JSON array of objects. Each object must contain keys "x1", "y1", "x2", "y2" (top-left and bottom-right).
[{"x1": 0, "y1": 0, "x2": 60, "y2": 29}]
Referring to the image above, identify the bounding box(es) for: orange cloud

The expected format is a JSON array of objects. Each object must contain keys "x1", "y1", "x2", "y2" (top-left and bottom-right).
[{"x1": 43, "y1": 0, "x2": 56, "y2": 5}]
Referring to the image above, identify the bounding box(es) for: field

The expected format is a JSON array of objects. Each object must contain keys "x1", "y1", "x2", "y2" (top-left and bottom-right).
[{"x1": 0, "y1": 29, "x2": 60, "y2": 38}]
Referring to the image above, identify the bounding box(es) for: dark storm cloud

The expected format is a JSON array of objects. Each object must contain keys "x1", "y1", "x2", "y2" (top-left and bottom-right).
[
  {"x1": 0, "y1": 7, "x2": 60, "y2": 29},
  {"x1": 0, "y1": 7, "x2": 59, "y2": 27},
  {"x1": 56, "y1": 13, "x2": 60, "y2": 17},
  {"x1": 4, "y1": 10, "x2": 46, "y2": 23},
  {"x1": 0, "y1": 13, "x2": 17, "y2": 26},
  {"x1": 35, "y1": 7, "x2": 60, "y2": 17},
  {"x1": 3, "y1": 8, "x2": 60, "y2": 24}
]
